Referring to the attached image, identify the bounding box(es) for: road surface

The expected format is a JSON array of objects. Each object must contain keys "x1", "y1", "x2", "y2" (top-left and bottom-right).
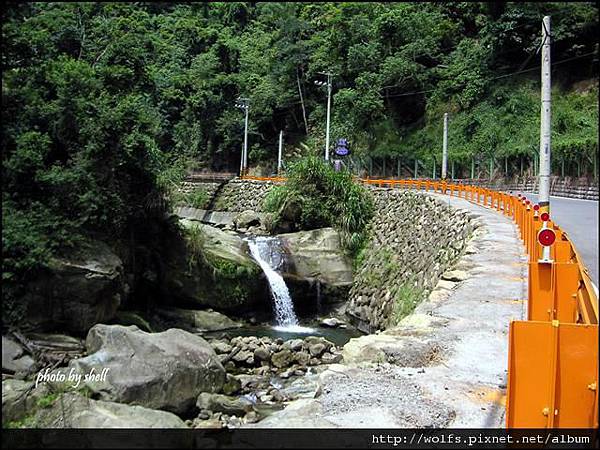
[{"x1": 522, "y1": 193, "x2": 598, "y2": 284}]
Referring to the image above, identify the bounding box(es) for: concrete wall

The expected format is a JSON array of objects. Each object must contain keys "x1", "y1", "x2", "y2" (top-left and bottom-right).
[{"x1": 346, "y1": 188, "x2": 475, "y2": 333}]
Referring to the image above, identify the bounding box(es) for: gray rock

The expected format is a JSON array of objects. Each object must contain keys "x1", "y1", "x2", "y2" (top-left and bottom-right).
[
  {"x1": 441, "y1": 270, "x2": 469, "y2": 282},
  {"x1": 222, "y1": 374, "x2": 241, "y2": 396},
  {"x1": 308, "y1": 343, "x2": 325, "y2": 357},
  {"x1": 283, "y1": 339, "x2": 304, "y2": 352},
  {"x1": 253, "y1": 347, "x2": 270, "y2": 362},
  {"x1": 212, "y1": 341, "x2": 233, "y2": 354},
  {"x1": 271, "y1": 349, "x2": 293, "y2": 368},
  {"x1": 65, "y1": 324, "x2": 225, "y2": 414},
  {"x1": 31, "y1": 393, "x2": 187, "y2": 428},
  {"x1": 234, "y1": 210, "x2": 261, "y2": 229},
  {"x1": 2, "y1": 337, "x2": 34, "y2": 374},
  {"x1": 196, "y1": 393, "x2": 253, "y2": 416},
  {"x1": 321, "y1": 352, "x2": 343, "y2": 364},
  {"x1": 294, "y1": 351, "x2": 311, "y2": 366},
  {"x1": 22, "y1": 240, "x2": 124, "y2": 334},
  {"x1": 156, "y1": 308, "x2": 241, "y2": 332},
  {"x1": 279, "y1": 228, "x2": 353, "y2": 302},
  {"x1": 2, "y1": 379, "x2": 51, "y2": 425},
  {"x1": 320, "y1": 318, "x2": 344, "y2": 328},
  {"x1": 163, "y1": 223, "x2": 262, "y2": 311}
]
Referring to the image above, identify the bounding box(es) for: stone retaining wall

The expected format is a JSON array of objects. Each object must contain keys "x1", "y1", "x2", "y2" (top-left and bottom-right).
[
  {"x1": 346, "y1": 188, "x2": 475, "y2": 333},
  {"x1": 179, "y1": 181, "x2": 221, "y2": 199},
  {"x1": 212, "y1": 179, "x2": 277, "y2": 212}
]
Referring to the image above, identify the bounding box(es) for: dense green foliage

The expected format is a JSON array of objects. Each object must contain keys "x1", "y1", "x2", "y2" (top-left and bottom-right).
[
  {"x1": 264, "y1": 156, "x2": 374, "y2": 255},
  {"x1": 2, "y1": 3, "x2": 598, "y2": 317}
]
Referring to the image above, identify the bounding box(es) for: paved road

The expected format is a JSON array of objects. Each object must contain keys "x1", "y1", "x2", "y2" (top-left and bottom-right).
[{"x1": 522, "y1": 193, "x2": 598, "y2": 284}]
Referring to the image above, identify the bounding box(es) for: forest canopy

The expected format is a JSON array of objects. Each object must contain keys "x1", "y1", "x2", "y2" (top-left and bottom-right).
[{"x1": 2, "y1": 2, "x2": 598, "y2": 313}]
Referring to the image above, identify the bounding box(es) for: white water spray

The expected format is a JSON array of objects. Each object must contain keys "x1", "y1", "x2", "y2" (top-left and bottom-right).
[{"x1": 247, "y1": 237, "x2": 300, "y2": 328}]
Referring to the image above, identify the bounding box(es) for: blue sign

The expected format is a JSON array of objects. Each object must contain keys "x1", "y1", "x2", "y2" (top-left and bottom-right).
[{"x1": 335, "y1": 138, "x2": 350, "y2": 156}]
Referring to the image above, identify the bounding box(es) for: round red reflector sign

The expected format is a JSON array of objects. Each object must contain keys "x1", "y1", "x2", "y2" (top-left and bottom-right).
[
  {"x1": 538, "y1": 228, "x2": 556, "y2": 246},
  {"x1": 540, "y1": 212, "x2": 550, "y2": 221},
  {"x1": 533, "y1": 204, "x2": 540, "y2": 211},
  {"x1": 525, "y1": 200, "x2": 530, "y2": 205}
]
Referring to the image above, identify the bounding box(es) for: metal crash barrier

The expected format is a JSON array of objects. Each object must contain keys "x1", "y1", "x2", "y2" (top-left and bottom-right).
[{"x1": 242, "y1": 175, "x2": 599, "y2": 428}]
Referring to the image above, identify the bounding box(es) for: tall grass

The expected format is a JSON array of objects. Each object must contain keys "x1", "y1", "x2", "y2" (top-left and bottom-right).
[{"x1": 264, "y1": 156, "x2": 374, "y2": 256}]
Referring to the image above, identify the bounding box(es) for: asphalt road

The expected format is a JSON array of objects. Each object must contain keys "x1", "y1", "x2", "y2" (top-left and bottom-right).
[{"x1": 522, "y1": 192, "x2": 598, "y2": 284}]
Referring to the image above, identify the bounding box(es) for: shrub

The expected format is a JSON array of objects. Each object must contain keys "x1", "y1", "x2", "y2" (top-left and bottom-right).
[{"x1": 263, "y1": 156, "x2": 374, "y2": 256}]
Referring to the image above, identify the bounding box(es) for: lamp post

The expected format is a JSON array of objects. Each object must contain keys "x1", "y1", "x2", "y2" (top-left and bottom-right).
[
  {"x1": 315, "y1": 72, "x2": 333, "y2": 161},
  {"x1": 235, "y1": 97, "x2": 250, "y2": 176}
]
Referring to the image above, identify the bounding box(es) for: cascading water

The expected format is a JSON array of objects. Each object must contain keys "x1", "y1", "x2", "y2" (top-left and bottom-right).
[{"x1": 247, "y1": 236, "x2": 301, "y2": 328}]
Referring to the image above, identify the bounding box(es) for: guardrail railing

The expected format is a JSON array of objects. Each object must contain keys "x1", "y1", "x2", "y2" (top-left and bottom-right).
[{"x1": 241, "y1": 175, "x2": 599, "y2": 428}]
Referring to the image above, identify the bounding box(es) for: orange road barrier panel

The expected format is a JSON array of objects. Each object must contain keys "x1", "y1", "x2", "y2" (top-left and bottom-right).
[
  {"x1": 506, "y1": 320, "x2": 598, "y2": 429},
  {"x1": 527, "y1": 262, "x2": 581, "y2": 323}
]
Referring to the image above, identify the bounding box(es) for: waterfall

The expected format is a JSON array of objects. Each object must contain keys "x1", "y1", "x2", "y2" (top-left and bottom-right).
[{"x1": 247, "y1": 237, "x2": 300, "y2": 328}]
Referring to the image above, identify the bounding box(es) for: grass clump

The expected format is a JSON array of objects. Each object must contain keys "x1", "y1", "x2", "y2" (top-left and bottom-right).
[{"x1": 263, "y1": 156, "x2": 374, "y2": 257}]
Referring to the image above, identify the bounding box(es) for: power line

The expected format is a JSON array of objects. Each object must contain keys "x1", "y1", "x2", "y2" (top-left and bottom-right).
[{"x1": 382, "y1": 51, "x2": 597, "y2": 99}]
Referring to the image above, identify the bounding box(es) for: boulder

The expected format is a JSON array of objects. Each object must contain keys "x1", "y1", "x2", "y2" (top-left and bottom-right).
[
  {"x1": 2, "y1": 337, "x2": 34, "y2": 374},
  {"x1": 196, "y1": 393, "x2": 253, "y2": 416},
  {"x1": 31, "y1": 393, "x2": 187, "y2": 428},
  {"x1": 163, "y1": 222, "x2": 264, "y2": 311},
  {"x1": 320, "y1": 318, "x2": 344, "y2": 328},
  {"x1": 222, "y1": 374, "x2": 241, "y2": 396},
  {"x1": 22, "y1": 240, "x2": 124, "y2": 334},
  {"x1": 234, "y1": 210, "x2": 261, "y2": 229},
  {"x1": 64, "y1": 324, "x2": 225, "y2": 414},
  {"x1": 280, "y1": 228, "x2": 353, "y2": 285},
  {"x1": 2, "y1": 379, "x2": 50, "y2": 425},
  {"x1": 279, "y1": 228, "x2": 353, "y2": 304},
  {"x1": 155, "y1": 308, "x2": 241, "y2": 332},
  {"x1": 271, "y1": 349, "x2": 293, "y2": 368},
  {"x1": 441, "y1": 270, "x2": 469, "y2": 282}
]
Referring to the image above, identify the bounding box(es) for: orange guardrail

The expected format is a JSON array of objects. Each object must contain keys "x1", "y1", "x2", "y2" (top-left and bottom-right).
[{"x1": 242, "y1": 175, "x2": 598, "y2": 428}]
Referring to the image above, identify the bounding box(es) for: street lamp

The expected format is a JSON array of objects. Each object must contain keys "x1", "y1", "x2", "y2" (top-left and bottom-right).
[
  {"x1": 235, "y1": 97, "x2": 250, "y2": 176},
  {"x1": 314, "y1": 72, "x2": 333, "y2": 161}
]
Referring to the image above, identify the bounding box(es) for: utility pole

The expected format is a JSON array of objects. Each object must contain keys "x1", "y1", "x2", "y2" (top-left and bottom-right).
[
  {"x1": 277, "y1": 130, "x2": 283, "y2": 175},
  {"x1": 414, "y1": 159, "x2": 418, "y2": 178},
  {"x1": 441, "y1": 113, "x2": 448, "y2": 179},
  {"x1": 432, "y1": 158, "x2": 436, "y2": 179},
  {"x1": 315, "y1": 72, "x2": 333, "y2": 161},
  {"x1": 235, "y1": 97, "x2": 250, "y2": 176},
  {"x1": 539, "y1": 15, "x2": 552, "y2": 215}
]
